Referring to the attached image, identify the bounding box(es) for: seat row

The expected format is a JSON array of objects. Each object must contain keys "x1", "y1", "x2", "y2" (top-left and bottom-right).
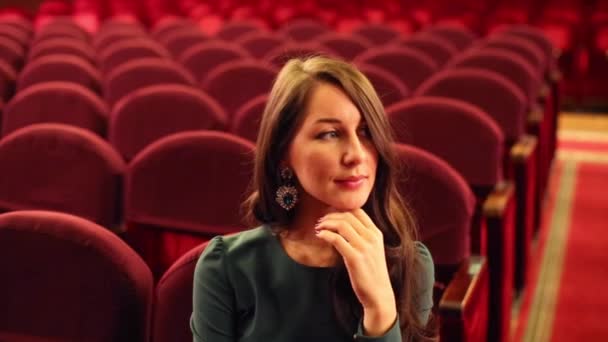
[{"x1": 0, "y1": 129, "x2": 484, "y2": 341}]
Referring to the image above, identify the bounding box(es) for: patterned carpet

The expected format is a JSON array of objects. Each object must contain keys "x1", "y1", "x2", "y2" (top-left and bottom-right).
[{"x1": 513, "y1": 112, "x2": 608, "y2": 342}]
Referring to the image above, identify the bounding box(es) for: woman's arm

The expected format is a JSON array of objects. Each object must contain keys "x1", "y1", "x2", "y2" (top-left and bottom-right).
[{"x1": 191, "y1": 236, "x2": 236, "y2": 342}]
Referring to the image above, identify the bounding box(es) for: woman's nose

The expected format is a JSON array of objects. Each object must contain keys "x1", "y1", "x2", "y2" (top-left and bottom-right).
[{"x1": 342, "y1": 136, "x2": 366, "y2": 166}]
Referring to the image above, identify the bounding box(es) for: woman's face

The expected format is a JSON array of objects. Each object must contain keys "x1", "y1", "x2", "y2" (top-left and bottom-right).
[{"x1": 286, "y1": 82, "x2": 379, "y2": 212}]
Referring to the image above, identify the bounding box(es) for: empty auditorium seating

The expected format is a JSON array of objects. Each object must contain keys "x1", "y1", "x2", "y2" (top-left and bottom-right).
[
  {"x1": 109, "y1": 84, "x2": 227, "y2": 160},
  {"x1": 201, "y1": 60, "x2": 277, "y2": 117},
  {"x1": 235, "y1": 31, "x2": 286, "y2": 59},
  {"x1": 0, "y1": 124, "x2": 125, "y2": 228},
  {"x1": 178, "y1": 41, "x2": 250, "y2": 82},
  {"x1": 2, "y1": 81, "x2": 108, "y2": 136},
  {"x1": 393, "y1": 143, "x2": 488, "y2": 342},
  {"x1": 125, "y1": 131, "x2": 255, "y2": 277},
  {"x1": 0, "y1": 210, "x2": 153, "y2": 342},
  {"x1": 17, "y1": 54, "x2": 102, "y2": 92},
  {"x1": 27, "y1": 37, "x2": 96, "y2": 64},
  {"x1": 229, "y1": 94, "x2": 267, "y2": 142},
  {"x1": 99, "y1": 39, "x2": 171, "y2": 74},
  {"x1": 104, "y1": 58, "x2": 195, "y2": 107}
]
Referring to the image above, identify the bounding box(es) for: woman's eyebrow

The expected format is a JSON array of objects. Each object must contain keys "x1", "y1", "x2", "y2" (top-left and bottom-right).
[{"x1": 314, "y1": 118, "x2": 342, "y2": 124}]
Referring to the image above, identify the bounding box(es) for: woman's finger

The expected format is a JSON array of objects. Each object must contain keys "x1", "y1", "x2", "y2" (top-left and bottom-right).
[
  {"x1": 315, "y1": 218, "x2": 364, "y2": 248},
  {"x1": 321, "y1": 212, "x2": 374, "y2": 241},
  {"x1": 315, "y1": 229, "x2": 357, "y2": 262},
  {"x1": 351, "y1": 209, "x2": 382, "y2": 238}
]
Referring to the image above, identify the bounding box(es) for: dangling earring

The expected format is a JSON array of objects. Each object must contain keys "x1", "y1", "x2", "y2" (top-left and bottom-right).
[{"x1": 275, "y1": 167, "x2": 298, "y2": 211}]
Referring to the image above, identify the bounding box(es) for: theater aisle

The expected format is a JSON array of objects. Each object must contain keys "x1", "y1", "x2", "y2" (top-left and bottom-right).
[{"x1": 514, "y1": 112, "x2": 608, "y2": 342}]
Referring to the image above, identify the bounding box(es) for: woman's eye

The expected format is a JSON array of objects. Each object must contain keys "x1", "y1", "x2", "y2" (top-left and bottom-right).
[{"x1": 317, "y1": 130, "x2": 339, "y2": 139}]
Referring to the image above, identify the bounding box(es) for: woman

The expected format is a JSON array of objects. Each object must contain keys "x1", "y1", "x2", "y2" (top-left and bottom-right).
[{"x1": 191, "y1": 56, "x2": 437, "y2": 341}]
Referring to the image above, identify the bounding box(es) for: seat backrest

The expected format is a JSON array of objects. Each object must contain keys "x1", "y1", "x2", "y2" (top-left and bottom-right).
[
  {"x1": 151, "y1": 17, "x2": 199, "y2": 42},
  {"x1": 0, "y1": 123, "x2": 125, "y2": 227},
  {"x1": 152, "y1": 241, "x2": 209, "y2": 342},
  {"x1": 179, "y1": 41, "x2": 250, "y2": 82},
  {"x1": 0, "y1": 24, "x2": 30, "y2": 47},
  {"x1": 235, "y1": 31, "x2": 286, "y2": 59},
  {"x1": 264, "y1": 42, "x2": 338, "y2": 67},
  {"x1": 3, "y1": 81, "x2": 108, "y2": 136},
  {"x1": 201, "y1": 60, "x2": 277, "y2": 117},
  {"x1": 99, "y1": 39, "x2": 170, "y2": 75},
  {"x1": 216, "y1": 21, "x2": 261, "y2": 41},
  {"x1": 0, "y1": 210, "x2": 153, "y2": 342},
  {"x1": 158, "y1": 27, "x2": 207, "y2": 57},
  {"x1": 279, "y1": 19, "x2": 328, "y2": 42},
  {"x1": 355, "y1": 46, "x2": 438, "y2": 91},
  {"x1": 423, "y1": 24, "x2": 477, "y2": 50},
  {"x1": 393, "y1": 144, "x2": 475, "y2": 270},
  {"x1": 387, "y1": 96, "x2": 504, "y2": 187},
  {"x1": 502, "y1": 25, "x2": 555, "y2": 64},
  {"x1": 357, "y1": 63, "x2": 409, "y2": 107},
  {"x1": 94, "y1": 28, "x2": 146, "y2": 54},
  {"x1": 104, "y1": 58, "x2": 195, "y2": 107},
  {"x1": 125, "y1": 130, "x2": 255, "y2": 235},
  {"x1": 0, "y1": 59, "x2": 16, "y2": 100},
  {"x1": 317, "y1": 32, "x2": 371, "y2": 61},
  {"x1": 398, "y1": 33, "x2": 458, "y2": 67},
  {"x1": 17, "y1": 54, "x2": 102, "y2": 92},
  {"x1": 0, "y1": 36, "x2": 25, "y2": 69},
  {"x1": 109, "y1": 84, "x2": 227, "y2": 160},
  {"x1": 352, "y1": 23, "x2": 401, "y2": 45},
  {"x1": 415, "y1": 68, "x2": 527, "y2": 143},
  {"x1": 447, "y1": 47, "x2": 541, "y2": 101},
  {"x1": 27, "y1": 37, "x2": 95, "y2": 63},
  {"x1": 32, "y1": 27, "x2": 89, "y2": 45},
  {"x1": 482, "y1": 35, "x2": 546, "y2": 75},
  {"x1": 230, "y1": 94, "x2": 267, "y2": 142}
]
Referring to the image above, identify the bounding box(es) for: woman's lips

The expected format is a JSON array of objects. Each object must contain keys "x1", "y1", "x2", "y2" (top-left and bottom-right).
[{"x1": 334, "y1": 177, "x2": 366, "y2": 189}]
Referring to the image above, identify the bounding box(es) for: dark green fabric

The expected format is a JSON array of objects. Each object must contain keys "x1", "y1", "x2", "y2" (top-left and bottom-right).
[{"x1": 191, "y1": 226, "x2": 434, "y2": 342}]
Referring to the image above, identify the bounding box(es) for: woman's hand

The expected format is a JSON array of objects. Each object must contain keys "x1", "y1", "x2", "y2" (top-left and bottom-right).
[{"x1": 314, "y1": 209, "x2": 397, "y2": 336}]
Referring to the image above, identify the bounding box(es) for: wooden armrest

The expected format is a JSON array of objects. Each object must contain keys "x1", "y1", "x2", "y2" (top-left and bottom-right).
[
  {"x1": 510, "y1": 134, "x2": 538, "y2": 164},
  {"x1": 438, "y1": 256, "x2": 489, "y2": 342},
  {"x1": 527, "y1": 104, "x2": 544, "y2": 126},
  {"x1": 481, "y1": 180, "x2": 514, "y2": 218},
  {"x1": 537, "y1": 83, "x2": 550, "y2": 101},
  {"x1": 480, "y1": 181, "x2": 516, "y2": 342}
]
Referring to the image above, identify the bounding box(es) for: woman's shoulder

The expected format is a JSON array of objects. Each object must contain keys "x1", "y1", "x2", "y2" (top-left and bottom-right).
[
  {"x1": 413, "y1": 241, "x2": 435, "y2": 293},
  {"x1": 198, "y1": 225, "x2": 274, "y2": 264}
]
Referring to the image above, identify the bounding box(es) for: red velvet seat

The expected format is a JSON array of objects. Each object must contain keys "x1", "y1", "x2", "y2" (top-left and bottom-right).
[
  {"x1": 0, "y1": 59, "x2": 16, "y2": 101},
  {"x1": 355, "y1": 46, "x2": 438, "y2": 91},
  {"x1": 393, "y1": 143, "x2": 488, "y2": 342},
  {"x1": 263, "y1": 42, "x2": 337, "y2": 67},
  {"x1": 423, "y1": 24, "x2": 477, "y2": 50},
  {"x1": 109, "y1": 84, "x2": 227, "y2": 161},
  {"x1": 397, "y1": 33, "x2": 458, "y2": 67},
  {"x1": 104, "y1": 58, "x2": 195, "y2": 107},
  {"x1": 158, "y1": 27, "x2": 207, "y2": 58},
  {"x1": 387, "y1": 97, "x2": 514, "y2": 342},
  {"x1": 152, "y1": 241, "x2": 210, "y2": 342},
  {"x1": 99, "y1": 39, "x2": 170, "y2": 75},
  {"x1": 0, "y1": 23, "x2": 30, "y2": 48},
  {"x1": 0, "y1": 210, "x2": 153, "y2": 342},
  {"x1": 125, "y1": 131, "x2": 255, "y2": 277},
  {"x1": 151, "y1": 17, "x2": 199, "y2": 42},
  {"x1": 93, "y1": 27, "x2": 146, "y2": 54},
  {"x1": 352, "y1": 23, "x2": 401, "y2": 46},
  {"x1": 17, "y1": 54, "x2": 101, "y2": 92},
  {"x1": 279, "y1": 18, "x2": 328, "y2": 42},
  {"x1": 2, "y1": 81, "x2": 108, "y2": 136},
  {"x1": 357, "y1": 63, "x2": 409, "y2": 107},
  {"x1": 0, "y1": 124, "x2": 125, "y2": 228},
  {"x1": 179, "y1": 41, "x2": 250, "y2": 82},
  {"x1": 215, "y1": 20, "x2": 262, "y2": 41},
  {"x1": 201, "y1": 60, "x2": 277, "y2": 117},
  {"x1": 229, "y1": 94, "x2": 267, "y2": 142},
  {"x1": 317, "y1": 32, "x2": 371, "y2": 61},
  {"x1": 27, "y1": 37, "x2": 95, "y2": 64},
  {"x1": 0, "y1": 36, "x2": 25, "y2": 69},
  {"x1": 235, "y1": 31, "x2": 286, "y2": 59}
]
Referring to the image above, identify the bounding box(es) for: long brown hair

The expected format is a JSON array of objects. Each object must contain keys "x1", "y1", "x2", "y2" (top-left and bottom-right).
[{"x1": 242, "y1": 56, "x2": 437, "y2": 341}]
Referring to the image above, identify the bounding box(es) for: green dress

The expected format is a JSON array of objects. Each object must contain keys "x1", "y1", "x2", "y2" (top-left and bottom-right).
[{"x1": 191, "y1": 225, "x2": 435, "y2": 342}]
